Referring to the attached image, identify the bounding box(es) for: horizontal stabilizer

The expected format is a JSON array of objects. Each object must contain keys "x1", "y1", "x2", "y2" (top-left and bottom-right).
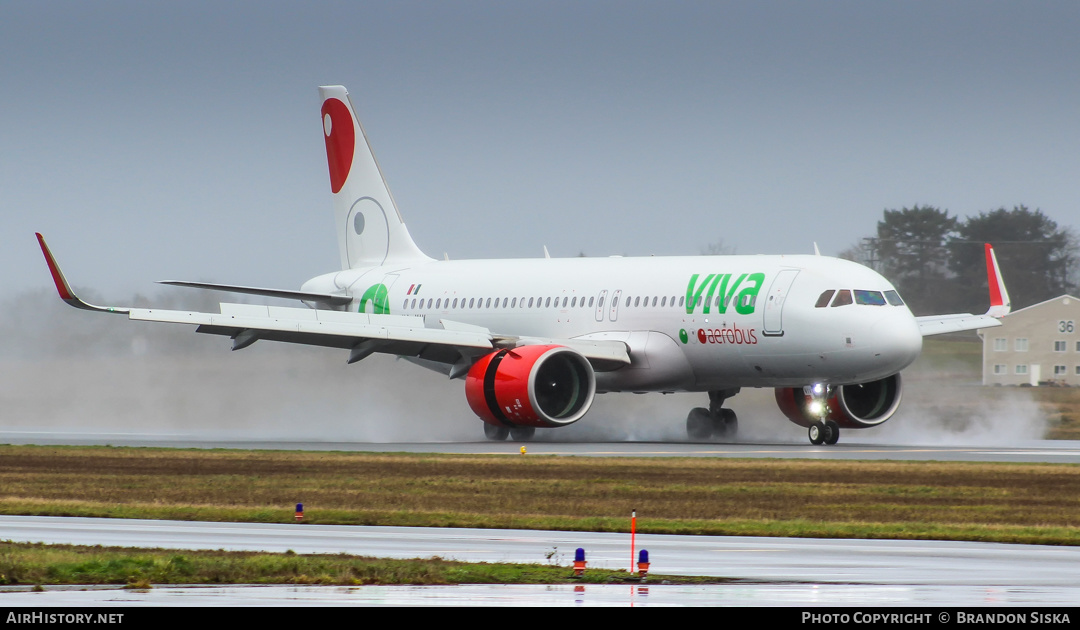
[{"x1": 158, "y1": 280, "x2": 352, "y2": 306}]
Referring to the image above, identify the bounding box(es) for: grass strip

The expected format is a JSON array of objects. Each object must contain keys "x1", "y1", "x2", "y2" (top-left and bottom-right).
[
  {"x1": 0, "y1": 445, "x2": 1078, "y2": 545},
  {"x1": 0, "y1": 541, "x2": 713, "y2": 587}
]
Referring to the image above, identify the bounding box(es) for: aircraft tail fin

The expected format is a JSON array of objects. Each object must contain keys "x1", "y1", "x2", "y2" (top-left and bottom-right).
[{"x1": 319, "y1": 85, "x2": 432, "y2": 269}]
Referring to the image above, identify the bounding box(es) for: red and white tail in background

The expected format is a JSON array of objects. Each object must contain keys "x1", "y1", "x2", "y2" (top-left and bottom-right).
[
  {"x1": 319, "y1": 86, "x2": 432, "y2": 270},
  {"x1": 984, "y1": 243, "x2": 1011, "y2": 318}
]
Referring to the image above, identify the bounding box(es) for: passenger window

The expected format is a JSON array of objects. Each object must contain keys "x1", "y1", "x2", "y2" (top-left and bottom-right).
[
  {"x1": 830, "y1": 290, "x2": 853, "y2": 307},
  {"x1": 815, "y1": 290, "x2": 835, "y2": 308}
]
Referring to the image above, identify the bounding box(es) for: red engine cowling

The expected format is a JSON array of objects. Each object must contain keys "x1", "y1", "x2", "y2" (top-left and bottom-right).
[
  {"x1": 775, "y1": 374, "x2": 902, "y2": 429},
  {"x1": 465, "y1": 345, "x2": 596, "y2": 428}
]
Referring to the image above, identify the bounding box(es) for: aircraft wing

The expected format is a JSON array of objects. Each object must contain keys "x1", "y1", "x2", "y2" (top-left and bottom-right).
[
  {"x1": 915, "y1": 313, "x2": 1001, "y2": 336},
  {"x1": 915, "y1": 243, "x2": 1011, "y2": 337},
  {"x1": 37, "y1": 234, "x2": 630, "y2": 372}
]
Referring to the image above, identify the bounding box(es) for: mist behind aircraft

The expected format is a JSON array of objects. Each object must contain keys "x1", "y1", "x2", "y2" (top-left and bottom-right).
[{"x1": 0, "y1": 289, "x2": 1045, "y2": 446}]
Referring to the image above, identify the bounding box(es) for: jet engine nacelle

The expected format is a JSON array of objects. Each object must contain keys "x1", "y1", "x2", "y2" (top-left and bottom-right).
[
  {"x1": 774, "y1": 374, "x2": 902, "y2": 429},
  {"x1": 465, "y1": 345, "x2": 596, "y2": 428}
]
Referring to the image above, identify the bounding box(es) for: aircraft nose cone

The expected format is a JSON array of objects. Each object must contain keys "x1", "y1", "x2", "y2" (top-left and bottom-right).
[{"x1": 871, "y1": 311, "x2": 923, "y2": 373}]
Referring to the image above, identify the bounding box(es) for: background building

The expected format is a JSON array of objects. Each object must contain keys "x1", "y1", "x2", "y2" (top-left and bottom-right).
[{"x1": 978, "y1": 295, "x2": 1080, "y2": 386}]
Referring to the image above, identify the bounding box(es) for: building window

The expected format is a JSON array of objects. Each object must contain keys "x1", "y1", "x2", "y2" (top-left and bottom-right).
[
  {"x1": 1015, "y1": 338, "x2": 1029, "y2": 352},
  {"x1": 993, "y1": 338, "x2": 1007, "y2": 351},
  {"x1": 1054, "y1": 365, "x2": 1068, "y2": 376},
  {"x1": 1075, "y1": 366, "x2": 1080, "y2": 375},
  {"x1": 1015, "y1": 365, "x2": 1029, "y2": 375},
  {"x1": 1055, "y1": 341, "x2": 1067, "y2": 352},
  {"x1": 993, "y1": 364, "x2": 1007, "y2": 375}
]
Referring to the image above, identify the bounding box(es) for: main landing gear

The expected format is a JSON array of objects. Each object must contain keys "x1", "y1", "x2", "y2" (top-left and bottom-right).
[
  {"x1": 483, "y1": 423, "x2": 535, "y2": 441},
  {"x1": 686, "y1": 389, "x2": 740, "y2": 441},
  {"x1": 805, "y1": 383, "x2": 840, "y2": 446}
]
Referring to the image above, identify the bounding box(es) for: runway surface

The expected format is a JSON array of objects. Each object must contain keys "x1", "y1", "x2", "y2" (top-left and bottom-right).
[
  {"x1": 3, "y1": 432, "x2": 1080, "y2": 463},
  {"x1": 2, "y1": 515, "x2": 1078, "y2": 606}
]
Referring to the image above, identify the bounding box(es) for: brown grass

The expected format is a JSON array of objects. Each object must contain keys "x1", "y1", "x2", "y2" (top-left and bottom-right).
[{"x1": 0, "y1": 445, "x2": 1078, "y2": 543}]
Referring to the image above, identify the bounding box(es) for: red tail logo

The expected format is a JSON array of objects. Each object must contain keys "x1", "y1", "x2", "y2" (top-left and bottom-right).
[{"x1": 321, "y1": 98, "x2": 355, "y2": 193}]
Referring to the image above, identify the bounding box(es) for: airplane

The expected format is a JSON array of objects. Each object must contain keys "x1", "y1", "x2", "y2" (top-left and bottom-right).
[{"x1": 36, "y1": 85, "x2": 1011, "y2": 446}]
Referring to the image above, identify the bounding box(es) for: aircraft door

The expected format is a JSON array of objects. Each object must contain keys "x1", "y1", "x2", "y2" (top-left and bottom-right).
[
  {"x1": 609, "y1": 290, "x2": 622, "y2": 322},
  {"x1": 594, "y1": 290, "x2": 608, "y2": 322},
  {"x1": 762, "y1": 270, "x2": 799, "y2": 336}
]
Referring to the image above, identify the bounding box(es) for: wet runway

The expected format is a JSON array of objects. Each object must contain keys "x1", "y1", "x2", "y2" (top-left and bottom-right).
[
  {"x1": 3, "y1": 431, "x2": 1080, "y2": 463},
  {"x1": 2, "y1": 516, "x2": 1079, "y2": 606}
]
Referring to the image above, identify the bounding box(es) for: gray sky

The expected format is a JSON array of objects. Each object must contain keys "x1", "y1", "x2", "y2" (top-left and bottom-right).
[{"x1": 4, "y1": 1, "x2": 1079, "y2": 298}]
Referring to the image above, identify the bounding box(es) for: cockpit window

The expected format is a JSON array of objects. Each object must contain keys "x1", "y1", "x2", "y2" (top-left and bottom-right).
[
  {"x1": 884, "y1": 290, "x2": 905, "y2": 306},
  {"x1": 854, "y1": 290, "x2": 886, "y2": 306},
  {"x1": 815, "y1": 290, "x2": 835, "y2": 308},
  {"x1": 830, "y1": 290, "x2": 853, "y2": 307}
]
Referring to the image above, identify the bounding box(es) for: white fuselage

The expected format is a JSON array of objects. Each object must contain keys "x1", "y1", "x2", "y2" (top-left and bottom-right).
[{"x1": 302, "y1": 253, "x2": 923, "y2": 392}]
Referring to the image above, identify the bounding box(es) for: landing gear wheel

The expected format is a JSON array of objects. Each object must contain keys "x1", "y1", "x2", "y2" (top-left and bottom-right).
[
  {"x1": 808, "y1": 422, "x2": 825, "y2": 445},
  {"x1": 824, "y1": 420, "x2": 840, "y2": 445},
  {"x1": 718, "y1": 408, "x2": 738, "y2": 438},
  {"x1": 509, "y1": 426, "x2": 536, "y2": 441},
  {"x1": 484, "y1": 424, "x2": 509, "y2": 441},
  {"x1": 687, "y1": 408, "x2": 713, "y2": 440}
]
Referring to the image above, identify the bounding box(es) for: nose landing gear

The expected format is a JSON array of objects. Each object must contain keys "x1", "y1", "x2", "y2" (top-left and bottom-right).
[{"x1": 805, "y1": 383, "x2": 840, "y2": 445}]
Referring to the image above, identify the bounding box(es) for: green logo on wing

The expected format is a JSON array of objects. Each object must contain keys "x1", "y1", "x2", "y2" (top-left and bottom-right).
[{"x1": 359, "y1": 283, "x2": 390, "y2": 314}]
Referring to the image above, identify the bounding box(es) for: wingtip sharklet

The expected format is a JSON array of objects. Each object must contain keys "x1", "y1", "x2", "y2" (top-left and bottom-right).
[
  {"x1": 35, "y1": 233, "x2": 129, "y2": 314},
  {"x1": 984, "y1": 243, "x2": 1011, "y2": 318}
]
